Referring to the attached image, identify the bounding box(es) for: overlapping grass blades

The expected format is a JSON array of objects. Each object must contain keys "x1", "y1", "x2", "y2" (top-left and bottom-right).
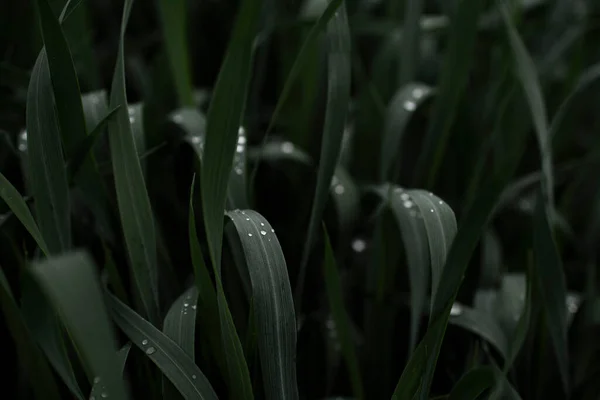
[
  {"x1": 296, "y1": 1, "x2": 351, "y2": 306},
  {"x1": 31, "y1": 252, "x2": 129, "y2": 400},
  {"x1": 227, "y1": 210, "x2": 298, "y2": 400},
  {"x1": 108, "y1": 0, "x2": 159, "y2": 323},
  {"x1": 107, "y1": 292, "x2": 219, "y2": 400}
]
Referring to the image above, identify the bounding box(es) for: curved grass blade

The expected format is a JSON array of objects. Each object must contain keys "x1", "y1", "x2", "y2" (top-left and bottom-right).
[
  {"x1": 377, "y1": 185, "x2": 429, "y2": 355},
  {"x1": 296, "y1": 1, "x2": 351, "y2": 306},
  {"x1": 414, "y1": 0, "x2": 485, "y2": 186},
  {"x1": 0, "y1": 172, "x2": 49, "y2": 255},
  {"x1": 108, "y1": 0, "x2": 158, "y2": 323},
  {"x1": 448, "y1": 303, "x2": 509, "y2": 360},
  {"x1": 90, "y1": 343, "x2": 132, "y2": 400},
  {"x1": 322, "y1": 228, "x2": 364, "y2": 399},
  {"x1": 26, "y1": 50, "x2": 71, "y2": 254},
  {"x1": 162, "y1": 286, "x2": 199, "y2": 399},
  {"x1": 200, "y1": 0, "x2": 262, "y2": 274},
  {"x1": 499, "y1": 2, "x2": 553, "y2": 206},
  {"x1": 380, "y1": 83, "x2": 434, "y2": 182},
  {"x1": 82, "y1": 90, "x2": 109, "y2": 132},
  {"x1": 31, "y1": 252, "x2": 129, "y2": 400},
  {"x1": 329, "y1": 167, "x2": 359, "y2": 243},
  {"x1": 248, "y1": 140, "x2": 311, "y2": 165},
  {"x1": 106, "y1": 293, "x2": 219, "y2": 400},
  {"x1": 533, "y1": 195, "x2": 569, "y2": 394},
  {"x1": 408, "y1": 190, "x2": 457, "y2": 310},
  {"x1": 0, "y1": 268, "x2": 62, "y2": 400},
  {"x1": 447, "y1": 367, "x2": 496, "y2": 400},
  {"x1": 21, "y1": 278, "x2": 85, "y2": 400},
  {"x1": 156, "y1": 0, "x2": 194, "y2": 106},
  {"x1": 226, "y1": 209, "x2": 298, "y2": 400}
]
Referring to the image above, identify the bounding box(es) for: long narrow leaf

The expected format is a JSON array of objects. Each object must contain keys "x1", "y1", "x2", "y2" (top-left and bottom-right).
[
  {"x1": 447, "y1": 367, "x2": 496, "y2": 400},
  {"x1": 399, "y1": 0, "x2": 425, "y2": 86},
  {"x1": 227, "y1": 210, "x2": 299, "y2": 400},
  {"x1": 296, "y1": 1, "x2": 351, "y2": 305},
  {"x1": 90, "y1": 344, "x2": 132, "y2": 400},
  {"x1": 31, "y1": 252, "x2": 129, "y2": 400},
  {"x1": 108, "y1": 0, "x2": 159, "y2": 323}
]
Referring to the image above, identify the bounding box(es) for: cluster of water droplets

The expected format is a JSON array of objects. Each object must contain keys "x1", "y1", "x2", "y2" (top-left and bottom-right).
[
  {"x1": 18, "y1": 130, "x2": 27, "y2": 152},
  {"x1": 89, "y1": 376, "x2": 109, "y2": 400},
  {"x1": 233, "y1": 126, "x2": 246, "y2": 175},
  {"x1": 403, "y1": 86, "x2": 427, "y2": 112},
  {"x1": 238, "y1": 211, "x2": 275, "y2": 241},
  {"x1": 127, "y1": 107, "x2": 136, "y2": 124},
  {"x1": 182, "y1": 293, "x2": 198, "y2": 317},
  {"x1": 330, "y1": 175, "x2": 345, "y2": 195},
  {"x1": 325, "y1": 315, "x2": 341, "y2": 352}
]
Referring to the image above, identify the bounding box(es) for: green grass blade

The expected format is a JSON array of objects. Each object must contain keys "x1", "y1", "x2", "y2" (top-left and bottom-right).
[
  {"x1": 108, "y1": 0, "x2": 159, "y2": 323},
  {"x1": 106, "y1": 293, "x2": 219, "y2": 400},
  {"x1": 162, "y1": 286, "x2": 199, "y2": 399},
  {"x1": 414, "y1": 0, "x2": 485, "y2": 186},
  {"x1": 226, "y1": 127, "x2": 249, "y2": 209},
  {"x1": 82, "y1": 90, "x2": 109, "y2": 132},
  {"x1": 447, "y1": 367, "x2": 496, "y2": 400},
  {"x1": 408, "y1": 190, "x2": 457, "y2": 310},
  {"x1": 380, "y1": 83, "x2": 434, "y2": 181},
  {"x1": 399, "y1": 0, "x2": 425, "y2": 86},
  {"x1": 448, "y1": 303, "x2": 509, "y2": 360},
  {"x1": 0, "y1": 172, "x2": 49, "y2": 255},
  {"x1": 156, "y1": 0, "x2": 194, "y2": 106},
  {"x1": 296, "y1": 1, "x2": 351, "y2": 306},
  {"x1": 200, "y1": 0, "x2": 262, "y2": 275},
  {"x1": 0, "y1": 268, "x2": 62, "y2": 400},
  {"x1": 329, "y1": 167, "x2": 359, "y2": 243},
  {"x1": 264, "y1": 0, "x2": 343, "y2": 136},
  {"x1": 31, "y1": 252, "x2": 129, "y2": 400},
  {"x1": 322, "y1": 228, "x2": 364, "y2": 400},
  {"x1": 226, "y1": 209, "x2": 299, "y2": 400},
  {"x1": 26, "y1": 50, "x2": 71, "y2": 254},
  {"x1": 90, "y1": 343, "x2": 132, "y2": 400},
  {"x1": 21, "y1": 279, "x2": 84, "y2": 400},
  {"x1": 499, "y1": 2, "x2": 553, "y2": 206},
  {"x1": 533, "y1": 195, "x2": 569, "y2": 394},
  {"x1": 377, "y1": 185, "x2": 429, "y2": 354},
  {"x1": 192, "y1": 182, "x2": 253, "y2": 400}
]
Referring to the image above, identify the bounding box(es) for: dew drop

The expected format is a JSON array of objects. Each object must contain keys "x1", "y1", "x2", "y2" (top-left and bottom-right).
[
  {"x1": 238, "y1": 126, "x2": 246, "y2": 135},
  {"x1": 191, "y1": 136, "x2": 201, "y2": 144},
  {"x1": 18, "y1": 143, "x2": 27, "y2": 151},
  {"x1": 246, "y1": 218, "x2": 250, "y2": 221},
  {"x1": 403, "y1": 100, "x2": 416, "y2": 111},
  {"x1": 21, "y1": 131, "x2": 27, "y2": 140},
  {"x1": 235, "y1": 167, "x2": 243, "y2": 175},
  {"x1": 430, "y1": 209, "x2": 434, "y2": 213},
  {"x1": 403, "y1": 200, "x2": 413, "y2": 208},
  {"x1": 281, "y1": 142, "x2": 294, "y2": 154},
  {"x1": 248, "y1": 233, "x2": 253, "y2": 237},
  {"x1": 142, "y1": 339, "x2": 148, "y2": 346},
  {"x1": 192, "y1": 374, "x2": 197, "y2": 380},
  {"x1": 129, "y1": 116, "x2": 135, "y2": 123},
  {"x1": 101, "y1": 392, "x2": 108, "y2": 399},
  {"x1": 352, "y1": 239, "x2": 366, "y2": 253},
  {"x1": 93, "y1": 377, "x2": 101, "y2": 384},
  {"x1": 236, "y1": 145, "x2": 244, "y2": 153},
  {"x1": 334, "y1": 185, "x2": 345, "y2": 195},
  {"x1": 450, "y1": 303, "x2": 463, "y2": 316},
  {"x1": 183, "y1": 303, "x2": 189, "y2": 307},
  {"x1": 145, "y1": 347, "x2": 156, "y2": 355},
  {"x1": 260, "y1": 222, "x2": 265, "y2": 226},
  {"x1": 260, "y1": 230, "x2": 267, "y2": 236},
  {"x1": 400, "y1": 193, "x2": 410, "y2": 201},
  {"x1": 238, "y1": 136, "x2": 247, "y2": 145},
  {"x1": 412, "y1": 87, "x2": 424, "y2": 99},
  {"x1": 438, "y1": 200, "x2": 443, "y2": 205},
  {"x1": 271, "y1": 228, "x2": 275, "y2": 233},
  {"x1": 173, "y1": 114, "x2": 183, "y2": 124},
  {"x1": 192, "y1": 305, "x2": 197, "y2": 310}
]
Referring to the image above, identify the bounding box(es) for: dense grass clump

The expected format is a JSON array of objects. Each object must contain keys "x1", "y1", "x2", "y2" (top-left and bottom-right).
[{"x1": 2, "y1": 0, "x2": 600, "y2": 398}]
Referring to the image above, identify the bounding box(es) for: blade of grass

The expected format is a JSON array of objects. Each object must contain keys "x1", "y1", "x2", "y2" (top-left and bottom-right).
[
  {"x1": 226, "y1": 209, "x2": 299, "y2": 400},
  {"x1": 106, "y1": 292, "x2": 219, "y2": 400},
  {"x1": 201, "y1": 0, "x2": 261, "y2": 272},
  {"x1": 156, "y1": 0, "x2": 194, "y2": 106},
  {"x1": 329, "y1": 167, "x2": 359, "y2": 245},
  {"x1": 82, "y1": 90, "x2": 109, "y2": 132},
  {"x1": 499, "y1": 2, "x2": 553, "y2": 206},
  {"x1": 533, "y1": 193, "x2": 569, "y2": 394},
  {"x1": 322, "y1": 227, "x2": 364, "y2": 399},
  {"x1": 447, "y1": 366, "x2": 496, "y2": 400},
  {"x1": 108, "y1": 0, "x2": 159, "y2": 323},
  {"x1": 26, "y1": 50, "x2": 71, "y2": 254},
  {"x1": 0, "y1": 172, "x2": 49, "y2": 255},
  {"x1": 162, "y1": 286, "x2": 199, "y2": 399},
  {"x1": 31, "y1": 252, "x2": 130, "y2": 400},
  {"x1": 0, "y1": 268, "x2": 62, "y2": 400},
  {"x1": 296, "y1": 1, "x2": 351, "y2": 307},
  {"x1": 380, "y1": 83, "x2": 434, "y2": 182},
  {"x1": 414, "y1": 0, "x2": 485, "y2": 186}
]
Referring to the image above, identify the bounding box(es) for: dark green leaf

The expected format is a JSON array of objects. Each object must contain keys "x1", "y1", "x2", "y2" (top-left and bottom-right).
[
  {"x1": 31, "y1": 252, "x2": 129, "y2": 400},
  {"x1": 90, "y1": 343, "x2": 132, "y2": 400},
  {"x1": 447, "y1": 367, "x2": 496, "y2": 400},
  {"x1": 227, "y1": 210, "x2": 299, "y2": 400},
  {"x1": 108, "y1": 0, "x2": 159, "y2": 323}
]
